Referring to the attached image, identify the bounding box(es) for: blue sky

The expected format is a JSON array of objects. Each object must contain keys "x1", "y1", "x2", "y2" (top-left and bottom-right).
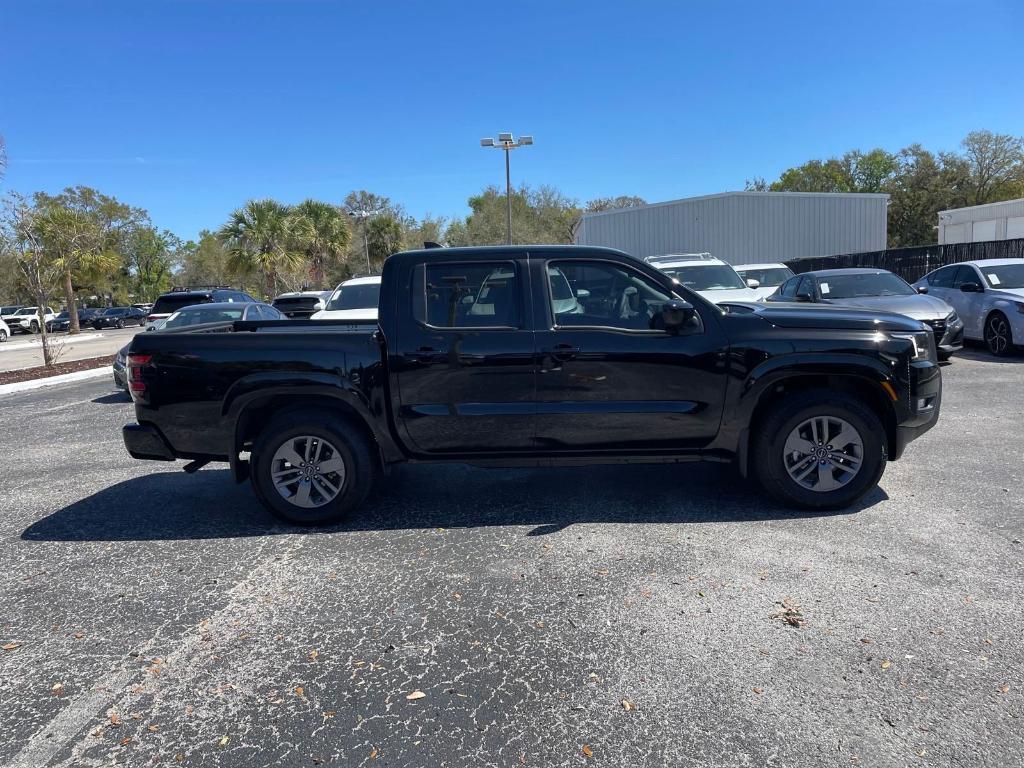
[{"x1": 2, "y1": 0, "x2": 1022, "y2": 241}]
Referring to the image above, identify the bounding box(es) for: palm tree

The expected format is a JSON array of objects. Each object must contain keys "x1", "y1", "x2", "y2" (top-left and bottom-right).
[
  {"x1": 217, "y1": 199, "x2": 301, "y2": 299},
  {"x1": 291, "y1": 200, "x2": 350, "y2": 288}
]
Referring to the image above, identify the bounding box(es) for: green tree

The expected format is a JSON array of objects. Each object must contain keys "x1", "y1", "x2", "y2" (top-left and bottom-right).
[
  {"x1": 886, "y1": 145, "x2": 951, "y2": 248},
  {"x1": 218, "y1": 199, "x2": 302, "y2": 299},
  {"x1": 446, "y1": 184, "x2": 581, "y2": 246},
  {"x1": 33, "y1": 186, "x2": 146, "y2": 332},
  {"x1": 365, "y1": 214, "x2": 403, "y2": 272},
  {"x1": 176, "y1": 230, "x2": 233, "y2": 288},
  {"x1": 583, "y1": 195, "x2": 647, "y2": 213},
  {"x1": 291, "y1": 200, "x2": 351, "y2": 288},
  {"x1": 126, "y1": 226, "x2": 177, "y2": 301},
  {"x1": 955, "y1": 130, "x2": 1024, "y2": 205}
]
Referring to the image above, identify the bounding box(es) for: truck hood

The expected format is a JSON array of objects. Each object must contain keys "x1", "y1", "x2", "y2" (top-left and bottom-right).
[
  {"x1": 697, "y1": 287, "x2": 762, "y2": 304},
  {"x1": 727, "y1": 302, "x2": 927, "y2": 332},
  {"x1": 820, "y1": 294, "x2": 953, "y2": 320}
]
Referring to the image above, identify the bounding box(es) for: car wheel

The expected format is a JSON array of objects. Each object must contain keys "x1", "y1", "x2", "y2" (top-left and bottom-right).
[
  {"x1": 0, "y1": 328, "x2": 7, "y2": 342},
  {"x1": 984, "y1": 311, "x2": 1013, "y2": 357},
  {"x1": 115, "y1": 319, "x2": 124, "y2": 329},
  {"x1": 251, "y1": 410, "x2": 377, "y2": 526},
  {"x1": 752, "y1": 390, "x2": 886, "y2": 511},
  {"x1": 30, "y1": 321, "x2": 39, "y2": 333}
]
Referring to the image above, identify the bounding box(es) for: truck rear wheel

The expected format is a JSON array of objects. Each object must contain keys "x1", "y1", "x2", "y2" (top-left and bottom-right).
[
  {"x1": 251, "y1": 411, "x2": 377, "y2": 526},
  {"x1": 752, "y1": 390, "x2": 886, "y2": 511}
]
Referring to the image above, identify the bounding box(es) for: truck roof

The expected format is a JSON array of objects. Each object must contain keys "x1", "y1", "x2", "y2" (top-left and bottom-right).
[{"x1": 393, "y1": 244, "x2": 631, "y2": 261}]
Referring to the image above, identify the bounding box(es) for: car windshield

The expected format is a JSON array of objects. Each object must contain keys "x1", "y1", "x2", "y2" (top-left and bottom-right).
[
  {"x1": 980, "y1": 264, "x2": 1024, "y2": 289},
  {"x1": 152, "y1": 294, "x2": 212, "y2": 314},
  {"x1": 15, "y1": 308, "x2": 37, "y2": 315},
  {"x1": 326, "y1": 283, "x2": 380, "y2": 311},
  {"x1": 662, "y1": 264, "x2": 746, "y2": 291},
  {"x1": 165, "y1": 307, "x2": 245, "y2": 327},
  {"x1": 55, "y1": 311, "x2": 70, "y2": 319},
  {"x1": 736, "y1": 267, "x2": 793, "y2": 286},
  {"x1": 820, "y1": 273, "x2": 915, "y2": 299}
]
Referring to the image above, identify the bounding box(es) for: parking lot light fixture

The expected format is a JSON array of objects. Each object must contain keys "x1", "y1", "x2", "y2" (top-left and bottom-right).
[{"x1": 479, "y1": 132, "x2": 533, "y2": 245}]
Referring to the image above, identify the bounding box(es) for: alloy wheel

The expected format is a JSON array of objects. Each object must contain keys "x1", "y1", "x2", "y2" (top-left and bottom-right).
[
  {"x1": 270, "y1": 435, "x2": 347, "y2": 508},
  {"x1": 986, "y1": 314, "x2": 1010, "y2": 355},
  {"x1": 783, "y1": 415, "x2": 865, "y2": 493}
]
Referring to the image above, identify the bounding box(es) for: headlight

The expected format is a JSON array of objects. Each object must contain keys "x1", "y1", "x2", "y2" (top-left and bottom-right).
[
  {"x1": 946, "y1": 311, "x2": 959, "y2": 323},
  {"x1": 889, "y1": 330, "x2": 932, "y2": 361}
]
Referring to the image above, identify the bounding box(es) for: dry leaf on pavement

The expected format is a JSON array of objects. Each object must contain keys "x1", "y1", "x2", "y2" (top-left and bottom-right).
[
  {"x1": 621, "y1": 699, "x2": 634, "y2": 711},
  {"x1": 406, "y1": 690, "x2": 426, "y2": 700},
  {"x1": 2, "y1": 643, "x2": 20, "y2": 651},
  {"x1": 582, "y1": 745, "x2": 594, "y2": 758},
  {"x1": 218, "y1": 736, "x2": 230, "y2": 747}
]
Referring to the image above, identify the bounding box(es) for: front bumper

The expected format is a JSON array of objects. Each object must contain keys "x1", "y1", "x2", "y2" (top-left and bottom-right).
[
  {"x1": 122, "y1": 423, "x2": 176, "y2": 461},
  {"x1": 891, "y1": 360, "x2": 942, "y2": 460}
]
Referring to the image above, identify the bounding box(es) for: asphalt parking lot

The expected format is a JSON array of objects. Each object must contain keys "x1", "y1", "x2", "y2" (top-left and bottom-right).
[{"x1": 0, "y1": 350, "x2": 1021, "y2": 768}]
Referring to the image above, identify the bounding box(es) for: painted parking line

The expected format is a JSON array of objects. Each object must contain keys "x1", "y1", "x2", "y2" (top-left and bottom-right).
[{"x1": 0, "y1": 333, "x2": 104, "y2": 352}]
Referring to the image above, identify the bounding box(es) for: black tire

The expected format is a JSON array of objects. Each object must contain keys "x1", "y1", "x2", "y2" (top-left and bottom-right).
[
  {"x1": 752, "y1": 390, "x2": 886, "y2": 511},
  {"x1": 116, "y1": 319, "x2": 125, "y2": 330},
  {"x1": 0, "y1": 328, "x2": 7, "y2": 342},
  {"x1": 984, "y1": 311, "x2": 1014, "y2": 357},
  {"x1": 30, "y1": 321, "x2": 39, "y2": 334},
  {"x1": 250, "y1": 410, "x2": 377, "y2": 526}
]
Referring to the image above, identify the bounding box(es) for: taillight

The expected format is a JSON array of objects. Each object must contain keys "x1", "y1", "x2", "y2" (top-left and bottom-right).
[{"x1": 127, "y1": 353, "x2": 152, "y2": 401}]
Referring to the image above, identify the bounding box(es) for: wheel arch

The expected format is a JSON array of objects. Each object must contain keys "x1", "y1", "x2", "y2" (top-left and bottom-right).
[{"x1": 737, "y1": 371, "x2": 898, "y2": 477}]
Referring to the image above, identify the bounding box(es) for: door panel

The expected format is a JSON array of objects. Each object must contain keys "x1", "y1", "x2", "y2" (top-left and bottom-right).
[
  {"x1": 394, "y1": 258, "x2": 537, "y2": 453},
  {"x1": 532, "y1": 258, "x2": 728, "y2": 452}
]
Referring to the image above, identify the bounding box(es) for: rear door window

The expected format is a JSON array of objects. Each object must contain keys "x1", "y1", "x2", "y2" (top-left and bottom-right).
[
  {"x1": 414, "y1": 262, "x2": 520, "y2": 328},
  {"x1": 927, "y1": 265, "x2": 957, "y2": 288}
]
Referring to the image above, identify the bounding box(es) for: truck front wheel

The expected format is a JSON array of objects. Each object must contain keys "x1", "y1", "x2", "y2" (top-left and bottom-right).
[
  {"x1": 752, "y1": 391, "x2": 886, "y2": 511},
  {"x1": 251, "y1": 411, "x2": 377, "y2": 526}
]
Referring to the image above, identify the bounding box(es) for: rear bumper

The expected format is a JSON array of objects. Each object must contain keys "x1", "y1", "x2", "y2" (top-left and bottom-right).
[{"x1": 122, "y1": 423, "x2": 176, "y2": 461}]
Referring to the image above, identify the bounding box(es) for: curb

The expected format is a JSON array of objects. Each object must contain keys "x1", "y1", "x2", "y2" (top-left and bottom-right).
[{"x1": 0, "y1": 367, "x2": 112, "y2": 398}]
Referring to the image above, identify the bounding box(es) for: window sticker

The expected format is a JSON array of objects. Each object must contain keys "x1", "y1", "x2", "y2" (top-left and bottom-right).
[
  {"x1": 988, "y1": 273, "x2": 1001, "y2": 285},
  {"x1": 820, "y1": 282, "x2": 830, "y2": 294}
]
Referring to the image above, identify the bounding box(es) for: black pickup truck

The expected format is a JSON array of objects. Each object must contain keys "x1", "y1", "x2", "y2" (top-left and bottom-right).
[{"x1": 122, "y1": 245, "x2": 941, "y2": 525}]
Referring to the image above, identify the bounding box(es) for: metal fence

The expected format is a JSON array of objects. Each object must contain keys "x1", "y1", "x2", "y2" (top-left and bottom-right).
[{"x1": 784, "y1": 238, "x2": 1024, "y2": 283}]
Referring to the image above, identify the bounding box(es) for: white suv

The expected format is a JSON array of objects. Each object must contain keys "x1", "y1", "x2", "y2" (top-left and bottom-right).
[
  {"x1": 913, "y1": 258, "x2": 1024, "y2": 356},
  {"x1": 11, "y1": 306, "x2": 56, "y2": 334},
  {"x1": 312, "y1": 276, "x2": 381, "y2": 321},
  {"x1": 645, "y1": 254, "x2": 759, "y2": 304},
  {"x1": 733, "y1": 262, "x2": 795, "y2": 300}
]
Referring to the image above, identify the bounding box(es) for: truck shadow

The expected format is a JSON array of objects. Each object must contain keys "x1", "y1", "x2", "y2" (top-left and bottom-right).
[{"x1": 22, "y1": 463, "x2": 887, "y2": 542}]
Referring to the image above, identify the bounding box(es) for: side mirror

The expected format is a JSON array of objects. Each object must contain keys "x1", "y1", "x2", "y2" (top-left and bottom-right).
[
  {"x1": 575, "y1": 288, "x2": 591, "y2": 299},
  {"x1": 916, "y1": 285, "x2": 929, "y2": 294},
  {"x1": 745, "y1": 279, "x2": 761, "y2": 289},
  {"x1": 959, "y1": 282, "x2": 983, "y2": 293},
  {"x1": 659, "y1": 299, "x2": 696, "y2": 334},
  {"x1": 794, "y1": 291, "x2": 813, "y2": 302}
]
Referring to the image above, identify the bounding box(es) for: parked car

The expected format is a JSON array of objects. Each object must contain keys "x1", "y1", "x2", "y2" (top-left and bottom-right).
[
  {"x1": 733, "y1": 263, "x2": 795, "y2": 300},
  {"x1": 113, "y1": 345, "x2": 129, "y2": 389},
  {"x1": 645, "y1": 254, "x2": 760, "y2": 304},
  {"x1": 913, "y1": 259, "x2": 1024, "y2": 357},
  {"x1": 162, "y1": 301, "x2": 282, "y2": 329},
  {"x1": 91, "y1": 306, "x2": 149, "y2": 329},
  {"x1": 132, "y1": 303, "x2": 154, "y2": 314},
  {"x1": 0, "y1": 318, "x2": 9, "y2": 343},
  {"x1": 765, "y1": 268, "x2": 964, "y2": 360},
  {"x1": 0, "y1": 305, "x2": 26, "y2": 329},
  {"x1": 11, "y1": 306, "x2": 56, "y2": 334},
  {"x1": 272, "y1": 290, "x2": 333, "y2": 319},
  {"x1": 123, "y1": 244, "x2": 941, "y2": 526},
  {"x1": 51, "y1": 308, "x2": 102, "y2": 332},
  {"x1": 311, "y1": 276, "x2": 381, "y2": 321},
  {"x1": 147, "y1": 287, "x2": 259, "y2": 323}
]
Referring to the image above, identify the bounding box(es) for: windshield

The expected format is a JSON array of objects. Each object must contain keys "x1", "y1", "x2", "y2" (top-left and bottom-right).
[
  {"x1": 152, "y1": 294, "x2": 212, "y2": 314},
  {"x1": 662, "y1": 264, "x2": 746, "y2": 291},
  {"x1": 326, "y1": 283, "x2": 380, "y2": 311},
  {"x1": 15, "y1": 308, "x2": 37, "y2": 316},
  {"x1": 164, "y1": 307, "x2": 245, "y2": 327},
  {"x1": 736, "y1": 267, "x2": 794, "y2": 287},
  {"x1": 820, "y1": 273, "x2": 915, "y2": 299},
  {"x1": 980, "y1": 264, "x2": 1024, "y2": 289},
  {"x1": 55, "y1": 311, "x2": 70, "y2": 319}
]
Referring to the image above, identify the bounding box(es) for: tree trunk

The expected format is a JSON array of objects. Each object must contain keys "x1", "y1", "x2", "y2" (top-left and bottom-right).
[
  {"x1": 39, "y1": 308, "x2": 54, "y2": 367},
  {"x1": 64, "y1": 270, "x2": 80, "y2": 334}
]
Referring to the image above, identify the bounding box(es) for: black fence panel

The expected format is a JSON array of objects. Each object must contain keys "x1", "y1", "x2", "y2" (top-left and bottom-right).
[{"x1": 785, "y1": 238, "x2": 1024, "y2": 283}]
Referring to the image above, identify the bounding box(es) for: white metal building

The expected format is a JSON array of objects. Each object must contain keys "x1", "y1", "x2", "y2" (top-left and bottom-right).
[
  {"x1": 574, "y1": 191, "x2": 889, "y2": 264},
  {"x1": 938, "y1": 198, "x2": 1024, "y2": 244}
]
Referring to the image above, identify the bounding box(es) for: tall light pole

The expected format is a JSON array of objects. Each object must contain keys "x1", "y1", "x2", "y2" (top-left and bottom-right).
[
  {"x1": 480, "y1": 133, "x2": 533, "y2": 245},
  {"x1": 347, "y1": 209, "x2": 381, "y2": 273}
]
